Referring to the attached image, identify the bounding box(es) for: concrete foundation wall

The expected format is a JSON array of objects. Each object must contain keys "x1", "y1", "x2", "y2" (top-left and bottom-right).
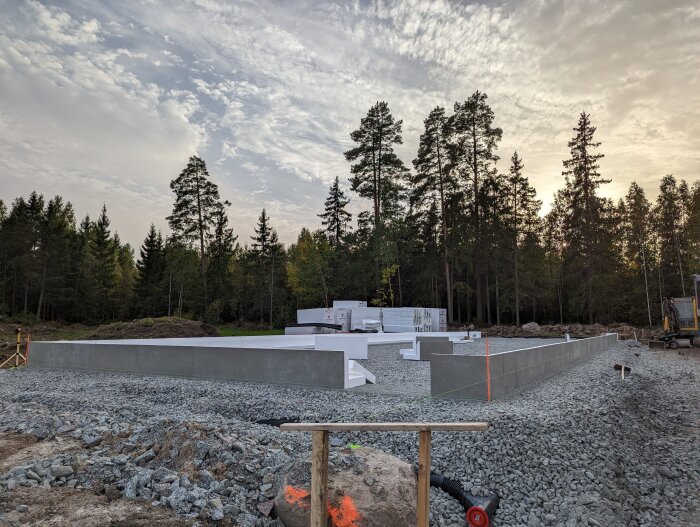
[
  {"x1": 431, "y1": 334, "x2": 617, "y2": 400},
  {"x1": 29, "y1": 341, "x2": 347, "y2": 389}
]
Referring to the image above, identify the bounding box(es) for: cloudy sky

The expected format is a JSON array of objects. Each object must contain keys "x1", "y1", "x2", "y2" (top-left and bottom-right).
[{"x1": 1, "y1": 0, "x2": 698, "y2": 247}]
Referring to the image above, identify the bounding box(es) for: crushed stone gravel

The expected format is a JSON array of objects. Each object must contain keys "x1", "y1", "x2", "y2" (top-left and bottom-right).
[{"x1": 0, "y1": 338, "x2": 697, "y2": 527}]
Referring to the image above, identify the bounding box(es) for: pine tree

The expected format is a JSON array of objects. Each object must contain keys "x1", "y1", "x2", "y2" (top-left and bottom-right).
[
  {"x1": 167, "y1": 156, "x2": 230, "y2": 312},
  {"x1": 134, "y1": 225, "x2": 166, "y2": 317},
  {"x1": 318, "y1": 176, "x2": 352, "y2": 245},
  {"x1": 92, "y1": 205, "x2": 117, "y2": 322},
  {"x1": 411, "y1": 106, "x2": 457, "y2": 322},
  {"x1": 344, "y1": 101, "x2": 407, "y2": 229},
  {"x1": 561, "y1": 112, "x2": 609, "y2": 323},
  {"x1": 507, "y1": 152, "x2": 541, "y2": 325},
  {"x1": 446, "y1": 91, "x2": 503, "y2": 323}
]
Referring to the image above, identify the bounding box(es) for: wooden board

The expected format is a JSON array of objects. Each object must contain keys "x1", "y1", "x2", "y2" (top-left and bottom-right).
[{"x1": 280, "y1": 422, "x2": 488, "y2": 432}]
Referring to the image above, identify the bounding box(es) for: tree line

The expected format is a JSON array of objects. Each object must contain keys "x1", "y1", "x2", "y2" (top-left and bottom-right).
[{"x1": 1, "y1": 91, "x2": 698, "y2": 327}]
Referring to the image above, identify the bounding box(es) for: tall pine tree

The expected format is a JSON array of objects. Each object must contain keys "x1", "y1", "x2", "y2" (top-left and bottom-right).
[
  {"x1": 344, "y1": 101, "x2": 407, "y2": 229},
  {"x1": 167, "y1": 156, "x2": 230, "y2": 312},
  {"x1": 446, "y1": 91, "x2": 502, "y2": 323},
  {"x1": 411, "y1": 106, "x2": 457, "y2": 322}
]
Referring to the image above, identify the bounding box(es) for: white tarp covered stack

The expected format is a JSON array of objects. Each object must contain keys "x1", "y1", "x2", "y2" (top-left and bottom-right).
[
  {"x1": 349, "y1": 307, "x2": 383, "y2": 331},
  {"x1": 381, "y1": 307, "x2": 432, "y2": 333}
]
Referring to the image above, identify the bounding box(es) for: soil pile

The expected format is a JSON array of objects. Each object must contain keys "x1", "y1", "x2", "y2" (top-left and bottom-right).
[{"x1": 82, "y1": 317, "x2": 219, "y2": 340}]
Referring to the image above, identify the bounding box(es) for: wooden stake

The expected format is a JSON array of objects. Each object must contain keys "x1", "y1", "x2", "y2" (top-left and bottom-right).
[
  {"x1": 310, "y1": 430, "x2": 329, "y2": 527},
  {"x1": 15, "y1": 329, "x2": 20, "y2": 368},
  {"x1": 417, "y1": 430, "x2": 431, "y2": 527}
]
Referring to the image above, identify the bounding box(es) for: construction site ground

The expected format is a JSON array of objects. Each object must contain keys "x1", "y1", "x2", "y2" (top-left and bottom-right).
[{"x1": 0, "y1": 332, "x2": 697, "y2": 527}]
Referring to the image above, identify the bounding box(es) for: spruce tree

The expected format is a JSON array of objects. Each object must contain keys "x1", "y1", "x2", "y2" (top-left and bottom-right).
[
  {"x1": 92, "y1": 205, "x2": 117, "y2": 322},
  {"x1": 167, "y1": 156, "x2": 230, "y2": 312},
  {"x1": 561, "y1": 112, "x2": 609, "y2": 323},
  {"x1": 344, "y1": 101, "x2": 407, "y2": 229},
  {"x1": 135, "y1": 224, "x2": 166, "y2": 317},
  {"x1": 318, "y1": 176, "x2": 351, "y2": 245},
  {"x1": 207, "y1": 208, "x2": 237, "y2": 307},
  {"x1": 252, "y1": 209, "x2": 281, "y2": 326},
  {"x1": 411, "y1": 106, "x2": 457, "y2": 322}
]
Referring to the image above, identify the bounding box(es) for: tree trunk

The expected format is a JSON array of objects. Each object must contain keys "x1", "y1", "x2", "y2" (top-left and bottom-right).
[
  {"x1": 640, "y1": 239, "x2": 652, "y2": 327},
  {"x1": 495, "y1": 258, "x2": 501, "y2": 326},
  {"x1": 485, "y1": 270, "x2": 491, "y2": 325},
  {"x1": 270, "y1": 254, "x2": 274, "y2": 328},
  {"x1": 36, "y1": 258, "x2": 47, "y2": 320},
  {"x1": 24, "y1": 276, "x2": 29, "y2": 314},
  {"x1": 471, "y1": 117, "x2": 483, "y2": 323},
  {"x1": 514, "y1": 244, "x2": 520, "y2": 326},
  {"x1": 195, "y1": 173, "x2": 207, "y2": 314}
]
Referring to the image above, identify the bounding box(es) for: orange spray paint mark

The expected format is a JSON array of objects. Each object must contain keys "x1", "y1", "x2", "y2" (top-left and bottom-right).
[
  {"x1": 285, "y1": 486, "x2": 361, "y2": 527},
  {"x1": 284, "y1": 485, "x2": 310, "y2": 509},
  {"x1": 328, "y1": 495, "x2": 361, "y2": 527}
]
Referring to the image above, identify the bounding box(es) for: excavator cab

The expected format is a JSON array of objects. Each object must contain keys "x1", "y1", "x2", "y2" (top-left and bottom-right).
[{"x1": 661, "y1": 274, "x2": 700, "y2": 348}]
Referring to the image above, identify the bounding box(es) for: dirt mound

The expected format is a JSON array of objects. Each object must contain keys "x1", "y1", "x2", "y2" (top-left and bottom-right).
[
  {"x1": 82, "y1": 317, "x2": 219, "y2": 340},
  {"x1": 485, "y1": 323, "x2": 660, "y2": 340}
]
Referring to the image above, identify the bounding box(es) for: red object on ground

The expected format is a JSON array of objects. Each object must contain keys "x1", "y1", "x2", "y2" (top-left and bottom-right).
[{"x1": 467, "y1": 505, "x2": 490, "y2": 527}]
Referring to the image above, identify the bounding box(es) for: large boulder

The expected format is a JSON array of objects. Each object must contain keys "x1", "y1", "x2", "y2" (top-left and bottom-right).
[
  {"x1": 522, "y1": 322, "x2": 541, "y2": 333},
  {"x1": 274, "y1": 447, "x2": 416, "y2": 527}
]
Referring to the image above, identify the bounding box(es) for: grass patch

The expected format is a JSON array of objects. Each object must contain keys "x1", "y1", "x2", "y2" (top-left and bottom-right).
[{"x1": 217, "y1": 327, "x2": 284, "y2": 337}]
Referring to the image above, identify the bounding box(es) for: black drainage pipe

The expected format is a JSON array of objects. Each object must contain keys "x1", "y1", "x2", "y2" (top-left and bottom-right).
[{"x1": 423, "y1": 470, "x2": 499, "y2": 527}]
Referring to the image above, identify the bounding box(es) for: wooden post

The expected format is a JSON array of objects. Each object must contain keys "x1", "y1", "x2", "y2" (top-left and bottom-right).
[
  {"x1": 417, "y1": 430, "x2": 431, "y2": 527},
  {"x1": 310, "y1": 430, "x2": 329, "y2": 527}
]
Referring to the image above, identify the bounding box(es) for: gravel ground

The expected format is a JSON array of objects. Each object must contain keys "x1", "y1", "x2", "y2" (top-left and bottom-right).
[{"x1": 0, "y1": 339, "x2": 698, "y2": 527}]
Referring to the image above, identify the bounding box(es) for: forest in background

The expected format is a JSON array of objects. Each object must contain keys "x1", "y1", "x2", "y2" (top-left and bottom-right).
[{"x1": 1, "y1": 91, "x2": 698, "y2": 328}]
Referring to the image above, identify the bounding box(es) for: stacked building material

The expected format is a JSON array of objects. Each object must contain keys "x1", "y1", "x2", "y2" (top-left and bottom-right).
[
  {"x1": 349, "y1": 307, "x2": 383, "y2": 331},
  {"x1": 382, "y1": 308, "x2": 432, "y2": 333},
  {"x1": 429, "y1": 308, "x2": 447, "y2": 332}
]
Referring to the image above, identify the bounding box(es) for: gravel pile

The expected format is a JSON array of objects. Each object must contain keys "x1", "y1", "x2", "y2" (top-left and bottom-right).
[{"x1": 0, "y1": 339, "x2": 697, "y2": 527}]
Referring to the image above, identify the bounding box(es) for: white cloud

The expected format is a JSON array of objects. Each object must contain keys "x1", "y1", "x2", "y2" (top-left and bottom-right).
[{"x1": 0, "y1": 0, "x2": 698, "y2": 245}]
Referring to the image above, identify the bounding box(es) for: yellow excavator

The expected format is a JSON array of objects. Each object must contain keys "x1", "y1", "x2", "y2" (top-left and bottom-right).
[{"x1": 659, "y1": 274, "x2": 700, "y2": 348}]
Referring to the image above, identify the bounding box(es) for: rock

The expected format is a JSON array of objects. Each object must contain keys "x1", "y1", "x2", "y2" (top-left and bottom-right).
[
  {"x1": 522, "y1": 322, "x2": 541, "y2": 332},
  {"x1": 657, "y1": 466, "x2": 675, "y2": 479},
  {"x1": 275, "y1": 447, "x2": 416, "y2": 527},
  {"x1": 134, "y1": 448, "x2": 156, "y2": 465},
  {"x1": 6, "y1": 478, "x2": 17, "y2": 491},
  {"x1": 50, "y1": 465, "x2": 74, "y2": 478},
  {"x1": 26, "y1": 470, "x2": 42, "y2": 482},
  {"x1": 16, "y1": 505, "x2": 29, "y2": 513},
  {"x1": 104, "y1": 484, "x2": 122, "y2": 501},
  {"x1": 82, "y1": 430, "x2": 103, "y2": 447}
]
